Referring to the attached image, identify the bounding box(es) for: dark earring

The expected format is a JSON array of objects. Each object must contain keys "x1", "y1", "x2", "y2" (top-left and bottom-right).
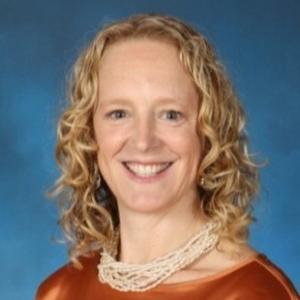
[
  {"x1": 95, "y1": 174, "x2": 111, "y2": 203},
  {"x1": 94, "y1": 174, "x2": 119, "y2": 226},
  {"x1": 98, "y1": 184, "x2": 110, "y2": 201}
]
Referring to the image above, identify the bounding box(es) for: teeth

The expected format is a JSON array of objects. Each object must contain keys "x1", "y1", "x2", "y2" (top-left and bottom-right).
[{"x1": 124, "y1": 162, "x2": 171, "y2": 177}]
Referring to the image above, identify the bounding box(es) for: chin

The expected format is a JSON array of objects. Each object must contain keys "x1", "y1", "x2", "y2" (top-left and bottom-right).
[{"x1": 118, "y1": 194, "x2": 174, "y2": 214}]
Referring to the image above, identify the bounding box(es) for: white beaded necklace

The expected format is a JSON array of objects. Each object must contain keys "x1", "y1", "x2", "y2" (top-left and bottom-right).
[{"x1": 97, "y1": 221, "x2": 219, "y2": 292}]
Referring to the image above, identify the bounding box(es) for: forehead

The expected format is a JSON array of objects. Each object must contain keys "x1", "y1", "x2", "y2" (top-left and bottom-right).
[
  {"x1": 98, "y1": 38, "x2": 198, "y2": 105},
  {"x1": 100, "y1": 38, "x2": 179, "y2": 66}
]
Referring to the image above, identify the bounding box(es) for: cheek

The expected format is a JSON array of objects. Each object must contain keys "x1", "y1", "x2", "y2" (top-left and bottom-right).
[
  {"x1": 172, "y1": 131, "x2": 202, "y2": 181},
  {"x1": 96, "y1": 136, "x2": 124, "y2": 171},
  {"x1": 96, "y1": 136, "x2": 119, "y2": 182},
  {"x1": 167, "y1": 128, "x2": 201, "y2": 158},
  {"x1": 95, "y1": 129, "x2": 128, "y2": 178},
  {"x1": 94, "y1": 123, "x2": 127, "y2": 153}
]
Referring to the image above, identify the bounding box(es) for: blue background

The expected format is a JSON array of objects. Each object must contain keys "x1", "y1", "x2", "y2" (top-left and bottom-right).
[{"x1": 0, "y1": 0, "x2": 299, "y2": 298}]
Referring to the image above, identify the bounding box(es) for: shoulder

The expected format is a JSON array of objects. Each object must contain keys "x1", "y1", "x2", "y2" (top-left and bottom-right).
[
  {"x1": 229, "y1": 254, "x2": 299, "y2": 299},
  {"x1": 189, "y1": 244, "x2": 298, "y2": 299},
  {"x1": 35, "y1": 252, "x2": 99, "y2": 300}
]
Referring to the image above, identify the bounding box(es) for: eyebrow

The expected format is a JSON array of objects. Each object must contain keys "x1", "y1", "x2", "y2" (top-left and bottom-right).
[
  {"x1": 100, "y1": 98, "x2": 132, "y2": 106},
  {"x1": 100, "y1": 97, "x2": 185, "y2": 107}
]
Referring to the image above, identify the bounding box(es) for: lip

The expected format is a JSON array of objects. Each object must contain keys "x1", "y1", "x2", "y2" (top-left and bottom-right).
[
  {"x1": 122, "y1": 161, "x2": 173, "y2": 165},
  {"x1": 121, "y1": 161, "x2": 173, "y2": 183}
]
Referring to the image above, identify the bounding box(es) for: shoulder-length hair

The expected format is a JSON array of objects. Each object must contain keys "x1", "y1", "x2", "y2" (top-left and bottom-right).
[{"x1": 52, "y1": 14, "x2": 260, "y2": 265}]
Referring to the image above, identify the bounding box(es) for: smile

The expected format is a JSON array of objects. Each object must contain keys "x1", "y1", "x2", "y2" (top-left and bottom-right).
[{"x1": 123, "y1": 162, "x2": 173, "y2": 177}]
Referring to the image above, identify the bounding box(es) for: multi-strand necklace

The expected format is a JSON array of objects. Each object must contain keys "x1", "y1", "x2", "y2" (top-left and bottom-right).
[{"x1": 97, "y1": 221, "x2": 219, "y2": 292}]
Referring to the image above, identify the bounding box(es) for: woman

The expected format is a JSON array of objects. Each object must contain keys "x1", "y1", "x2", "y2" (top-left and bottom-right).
[{"x1": 36, "y1": 14, "x2": 298, "y2": 299}]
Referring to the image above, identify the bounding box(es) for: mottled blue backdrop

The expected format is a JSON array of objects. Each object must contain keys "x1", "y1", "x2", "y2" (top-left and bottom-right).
[{"x1": 0, "y1": 0, "x2": 299, "y2": 299}]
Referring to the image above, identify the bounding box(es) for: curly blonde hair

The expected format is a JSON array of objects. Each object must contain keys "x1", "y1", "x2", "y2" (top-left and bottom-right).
[{"x1": 52, "y1": 14, "x2": 260, "y2": 265}]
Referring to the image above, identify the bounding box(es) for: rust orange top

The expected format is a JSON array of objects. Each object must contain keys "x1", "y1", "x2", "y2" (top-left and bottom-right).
[{"x1": 36, "y1": 252, "x2": 299, "y2": 300}]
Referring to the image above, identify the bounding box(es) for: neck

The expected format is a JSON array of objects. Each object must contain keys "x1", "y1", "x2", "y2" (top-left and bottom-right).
[{"x1": 117, "y1": 195, "x2": 209, "y2": 264}]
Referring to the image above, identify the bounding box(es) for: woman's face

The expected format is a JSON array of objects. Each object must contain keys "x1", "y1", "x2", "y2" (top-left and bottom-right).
[{"x1": 93, "y1": 39, "x2": 202, "y2": 214}]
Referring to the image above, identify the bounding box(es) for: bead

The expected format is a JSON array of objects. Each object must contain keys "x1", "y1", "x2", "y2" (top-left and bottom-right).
[{"x1": 97, "y1": 221, "x2": 219, "y2": 292}]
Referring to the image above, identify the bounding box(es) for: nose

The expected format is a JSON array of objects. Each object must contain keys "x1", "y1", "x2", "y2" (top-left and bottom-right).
[{"x1": 131, "y1": 115, "x2": 160, "y2": 152}]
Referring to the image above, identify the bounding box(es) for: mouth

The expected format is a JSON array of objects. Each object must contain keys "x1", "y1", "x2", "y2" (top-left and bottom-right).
[{"x1": 122, "y1": 161, "x2": 173, "y2": 178}]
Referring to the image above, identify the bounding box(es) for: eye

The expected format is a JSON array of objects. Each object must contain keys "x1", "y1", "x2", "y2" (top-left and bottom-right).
[
  {"x1": 162, "y1": 110, "x2": 183, "y2": 121},
  {"x1": 106, "y1": 110, "x2": 128, "y2": 120}
]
